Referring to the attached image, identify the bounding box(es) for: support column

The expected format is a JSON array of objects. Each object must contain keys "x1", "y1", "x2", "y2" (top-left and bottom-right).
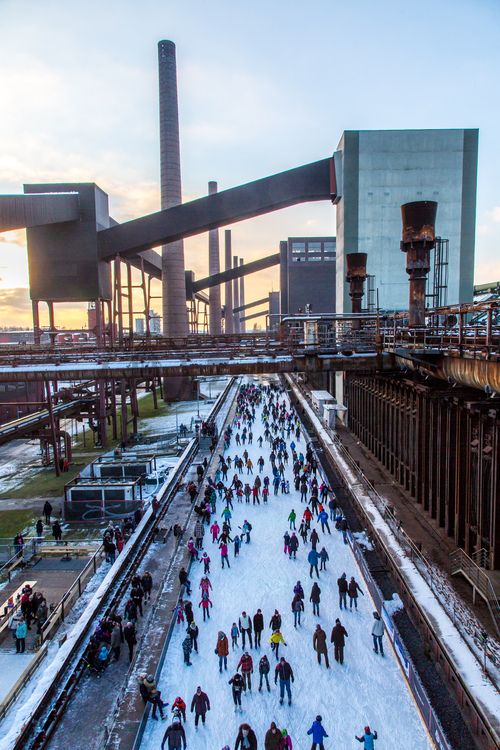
[
  {"x1": 345, "y1": 253, "x2": 367, "y2": 331},
  {"x1": 208, "y1": 181, "x2": 222, "y2": 334},
  {"x1": 239, "y1": 258, "x2": 245, "y2": 333},
  {"x1": 400, "y1": 201, "x2": 437, "y2": 327},
  {"x1": 224, "y1": 230, "x2": 233, "y2": 334},
  {"x1": 233, "y1": 255, "x2": 240, "y2": 333}
]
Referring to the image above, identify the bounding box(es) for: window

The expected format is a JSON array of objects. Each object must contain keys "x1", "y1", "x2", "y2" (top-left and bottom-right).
[
  {"x1": 323, "y1": 254, "x2": 336, "y2": 261},
  {"x1": 291, "y1": 242, "x2": 305, "y2": 253},
  {"x1": 324, "y1": 242, "x2": 335, "y2": 253},
  {"x1": 307, "y1": 242, "x2": 321, "y2": 252}
]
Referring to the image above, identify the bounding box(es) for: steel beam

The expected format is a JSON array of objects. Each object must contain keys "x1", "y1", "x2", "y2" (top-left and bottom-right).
[
  {"x1": 98, "y1": 157, "x2": 336, "y2": 259},
  {"x1": 193, "y1": 253, "x2": 280, "y2": 293},
  {"x1": 0, "y1": 193, "x2": 80, "y2": 231},
  {"x1": 233, "y1": 297, "x2": 269, "y2": 314},
  {"x1": 240, "y1": 308, "x2": 269, "y2": 322}
]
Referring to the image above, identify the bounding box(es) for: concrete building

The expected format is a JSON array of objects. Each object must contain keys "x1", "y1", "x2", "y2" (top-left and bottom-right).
[
  {"x1": 335, "y1": 129, "x2": 478, "y2": 314},
  {"x1": 279, "y1": 237, "x2": 336, "y2": 316}
]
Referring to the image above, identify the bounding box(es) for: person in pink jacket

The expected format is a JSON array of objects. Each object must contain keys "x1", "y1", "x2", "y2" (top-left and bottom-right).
[
  {"x1": 280, "y1": 728, "x2": 293, "y2": 749},
  {"x1": 210, "y1": 521, "x2": 220, "y2": 543},
  {"x1": 219, "y1": 542, "x2": 230, "y2": 569}
]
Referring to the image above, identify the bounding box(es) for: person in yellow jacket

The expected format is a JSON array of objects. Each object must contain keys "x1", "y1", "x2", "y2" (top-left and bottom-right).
[{"x1": 269, "y1": 629, "x2": 287, "y2": 661}]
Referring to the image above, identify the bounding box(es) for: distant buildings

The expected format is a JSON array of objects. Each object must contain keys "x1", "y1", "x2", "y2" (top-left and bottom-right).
[{"x1": 279, "y1": 237, "x2": 336, "y2": 316}]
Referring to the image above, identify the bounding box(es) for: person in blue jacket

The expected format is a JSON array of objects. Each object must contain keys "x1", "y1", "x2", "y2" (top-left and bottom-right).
[
  {"x1": 307, "y1": 715, "x2": 328, "y2": 749},
  {"x1": 355, "y1": 725, "x2": 378, "y2": 749},
  {"x1": 308, "y1": 548, "x2": 319, "y2": 578},
  {"x1": 317, "y1": 509, "x2": 331, "y2": 534}
]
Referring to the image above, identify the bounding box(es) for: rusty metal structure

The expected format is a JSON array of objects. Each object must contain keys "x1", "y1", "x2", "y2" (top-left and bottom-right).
[
  {"x1": 401, "y1": 200, "x2": 437, "y2": 327},
  {"x1": 345, "y1": 252, "x2": 368, "y2": 330}
]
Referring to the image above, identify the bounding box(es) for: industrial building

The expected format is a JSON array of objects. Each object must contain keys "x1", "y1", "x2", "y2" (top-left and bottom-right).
[
  {"x1": 279, "y1": 236, "x2": 336, "y2": 316},
  {"x1": 335, "y1": 129, "x2": 478, "y2": 314}
]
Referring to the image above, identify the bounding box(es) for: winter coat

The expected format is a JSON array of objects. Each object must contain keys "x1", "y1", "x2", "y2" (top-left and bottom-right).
[
  {"x1": 259, "y1": 655, "x2": 270, "y2": 674},
  {"x1": 237, "y1": 653, "x2": 253, "y2": 673},
  {"x1": 313, "y1": 627, "x2": 328, "y2": 653},
  {"x1": 307, "y1": 720, "x2": 328, "y2": 743},
  {"x1": 372, "y1": 617, "x2": 384, "y2": 637},
  {"x1": 15, "y1": 621, "x2": 27, "y2": 639},
  {"x1": 307, "y1": 549, "x2": 319, "y2": 565},
  {"x1": 253, "y1": 611, "x2": 264, "y2": 633},
  {"x1": 310, "y1": 530, "x2": 319, "y2": 545},
  {"x1": 270, "y1": 613, "x2": 282, "y2": 630},
  {"x1": 265, "y1": 727, "x2": 282, "y2": 750},
  {"x1": 293, "y1": 583, "x2": 304, "y2": 598},
  {"x1": 289, "y1": 535, "x2": 299, "y2": 552},
  {"x1": 280, "y1": 735, "x2": 293, "y2": 750},
  {"x1": 190, "y1": 690, "x2": 210, "y2": 714},
  {"x1": 234, "y1": 725, "x2": 258, "y2": 750},
  {"x1": 337, "y1": 575, "x2": 348, "y2": 593},
  {"x1": 356, "y1": 731, "x2": 378, "y2": 749},
  {"x1": 319, "y1": 548, "x2": 329, "y2": 562},
  {"x1": 331, "y1": 623, "x2": 348, "y2": 646},
  {"x1": 110, "y1": 625, "x2": 121, "y2": 649},
  {"x1": 318, "y1": 510, "x2": 328, "y2": 524},
  {"x1": 348, "y1": 580, "x2": 363, "y2": 598},
  {"x1": 216, "y1": 633, "x2": 229, "y2": 656},
  {"x1": 239, "y1": 615, "x2": 252, "y2": 632},
  {"x1": 229, "y1": 673, "x2": 245, "y2": 693},
  {"x1": 310, "y1": 584, "x2": 321, "y2": 603},
  {"x1": 275, "y1": 660, "x2": 294, "y2": 682},
  {"x1": 283, "y1": 532, "x2": 291, "y2": 546},
  {"x1": 193, "y1": 520, "x2": 204, "y2": 539},
  {"x1": 219, "y1": 543, "x2": 229, "y2": 556},
  {"x1": 161, "y1": 722, "x2": 186, "y2": 750},
  {"x1": 269, "y1": 631, "x2": 286, "y2": 646}
]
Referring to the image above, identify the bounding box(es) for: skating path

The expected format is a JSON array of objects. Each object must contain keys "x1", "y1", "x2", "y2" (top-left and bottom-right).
[{"x1": 142, "y1": 377, "x2": 432, "y2": 749}]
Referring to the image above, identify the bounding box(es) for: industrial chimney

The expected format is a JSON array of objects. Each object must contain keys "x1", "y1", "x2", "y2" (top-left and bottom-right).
[{"x1": 400, "y1": 201, "x2": 437, "y2": 327}]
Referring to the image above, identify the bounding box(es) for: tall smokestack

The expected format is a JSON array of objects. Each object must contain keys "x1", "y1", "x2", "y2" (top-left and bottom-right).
[
  {"x1": 233, "y1": 255, "x2": 240, "y2": 333},
  {"x1": 401, "y1": 201, "x2": 437, "y2": 327},
  {"x1": 208, "y1": 181, "x2": 221, "y2": 334},
  {"x1": 158, "y1": 40, "x2": 188, "y2": 339},
  {"x1": 224, "y1": 230, "x2": 233, "y2": 334},
  {"x1": 239, "y1": 258, "x2": 245, "y2": 333}
]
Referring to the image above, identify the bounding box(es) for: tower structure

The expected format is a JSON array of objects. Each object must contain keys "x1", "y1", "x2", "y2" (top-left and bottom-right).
[
  {"x1": 158, "y1": 40, "x2": 188, "y2": 339},
  {"x1": 208, "y1": 181, "x2": 222, "y2": 334},
  {"x1": 224, "y1": 230, "x2": 233, "y2": 334}
]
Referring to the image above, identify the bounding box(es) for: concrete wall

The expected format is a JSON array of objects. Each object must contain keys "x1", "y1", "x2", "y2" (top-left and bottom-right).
[
  {"x1": 285, "y1": 237, "x2": 336, "y2": 315},
  {"x1": 336, "y1": 129, "x2": 478, "y2": 313}
]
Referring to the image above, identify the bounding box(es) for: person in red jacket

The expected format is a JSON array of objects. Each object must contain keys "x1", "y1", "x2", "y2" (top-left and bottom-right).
[
  {"x1": 198, "y1": 591, "x2": 213, "y2": 621},
  {"x1": 237, "y1": 651, "x2": 254, "y2": 691}
]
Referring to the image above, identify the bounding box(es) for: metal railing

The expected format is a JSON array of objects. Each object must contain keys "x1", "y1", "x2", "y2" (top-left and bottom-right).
[{"x1": 449, "y1": 548, "x2": 500, "y2": 637}]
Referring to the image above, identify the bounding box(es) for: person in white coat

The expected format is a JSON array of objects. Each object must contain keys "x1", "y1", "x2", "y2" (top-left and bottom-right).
[{"x1": 372, "y1": 611, "x2": 385, "y2": 656}]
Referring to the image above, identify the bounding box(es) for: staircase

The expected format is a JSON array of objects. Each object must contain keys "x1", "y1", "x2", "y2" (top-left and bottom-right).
[{"x1": 450, "y1": 548, "x2": 500, "y2": 637}]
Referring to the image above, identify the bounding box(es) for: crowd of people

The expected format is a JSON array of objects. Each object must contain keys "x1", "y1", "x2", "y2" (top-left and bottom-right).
[{"x1": 154, "y1": 381, "x2": 382, "y2": 750}]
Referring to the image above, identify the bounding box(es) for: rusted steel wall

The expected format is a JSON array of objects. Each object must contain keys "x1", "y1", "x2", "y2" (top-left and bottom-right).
[{"x1": 345, "y1": 373, "x2": 500, "y2": 569}]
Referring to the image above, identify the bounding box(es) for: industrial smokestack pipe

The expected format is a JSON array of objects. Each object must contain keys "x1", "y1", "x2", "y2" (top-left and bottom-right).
[
  {"x1": 233, "y1": 255, "x2": 240, "y2": 333},
  {"x1": 208, "y1": 181, "x2": 221, "y2": 334},
  {"x1": 224, "y1": 230, "x2": 233, "y2": 334},
  {"x1": 346, "y1": 252, "x2": 368, "y2": 331},
  {"x1": 158, "y1": 40, "x2": 188, "y2": 339},
  {"x1": 239, "y1": 258, "x2": 245, "y2": 333},
  {"x1": 400, "y1": 201, "x2": 437, "y2": 327}
]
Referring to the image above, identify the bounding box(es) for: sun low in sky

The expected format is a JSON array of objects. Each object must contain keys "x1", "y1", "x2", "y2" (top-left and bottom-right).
[{"x1": 0, "y1": 0, "x2": 499, "y2": 328}]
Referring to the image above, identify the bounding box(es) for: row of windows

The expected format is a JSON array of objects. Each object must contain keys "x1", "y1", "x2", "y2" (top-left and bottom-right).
[{"x1": 291, "y1": 254, "x2": 336, "y2": 263}]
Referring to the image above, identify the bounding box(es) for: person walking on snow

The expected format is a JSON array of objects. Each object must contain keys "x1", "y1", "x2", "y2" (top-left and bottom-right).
[
  {"x1": 242, "y1": 520, "x2": 252, "y2": 543},
  {"x1": 308, "y1": 548, "x2": 320, "y2": 578},
  {"x1": 310, "y1": 582, "x2": 321, "y2": 616},
  {"x1": 215, "y1": 630, "x2": 229, "y2": 672},
  {"x1": 190, "y1": 686, "x2": 210, "y2": 726},
  {"x1": 307, "y1": 715, "x2": 328, "y2": 750},
  {"x1": 330, "y1": 618, "x2": 348, "y2": 664},
  {"x1": 313, "y1": 624, "x2": 330, "y2": 668},
  {"x1": 200, "y1": 575, "x2": 212, "y2": 594},
  {"x1": 237, "y1": 651, "x2": 254, "y2": 690},
  {"x1": 219, "y1": 541, "x2": 230, "y2": 569},
  {"x1": 161, "y1": 716, "x2": 186, "y2": 750},
  {"x1": 187, "y1": 620, "x2": 199, "y2": 652},
  {"x1": 228, "y1": 671, "x2": 245, "y2": 710},
  {"x1": 201, "y1": 551, "x2": 211, "y2": 574},
  {"x1": 239, "y1": 611, "x2": 253, "y2": 649},
  {"x1": 372, "y1": 611, "x2": 385, "y2": 656},
  {"x1": 337, "y1": 572, "x2": 348, "y2": 610},
  {"x1": 317, "y1": 509, "x2": 331, "y2": 534},
  {"x1": 288, "y1": 509, "x2": 297, "y2": 530},
  {"x1": 348, "y1": 576, "x2": 364, "y2": 609},
  {"x1": 231, "y1": 622, "x2": 239, "y2": 649},
  {"x1": 356, "y1": 726, "x2": 378, "y2": 749},
  {"x1": 275, "y1": 657, "x2": 294, "y2": 706},
  {"x1": 258, "y1": 653, "x2": 271, "y2": 692},
  {"x1": 280, "y1": 728, "x2": 293, "y2": 749},
  {"x1": 253, "y1": 608, "x2": 264, "y2": 647},
  {"x1": 210, "y1": 521, "x2": 220, "y2": 543},
  {"x1": 310, "y1": 528, "x2": 319, "y2": 550},
  {"x1": 269, "y1": 609, "x2": 282, "y2": 631},
  {"x1": 265, "y1": 722, "x2": 281, "y2": 750},
  {"x1": 198, "y1": 591, "x2": 213, "y2": 621},
  {"x1": 269, "y1": 629, "x2": 287, "y2": 660},
  {"x1": 289, "y1": 532, "x2": 299, "y2": 559},
  {"x1": 283, "y1": 531, "x2": 291, "y2": 556},
  {"x1": 182, "y1": 635, "x2": 192, "y2": 666},
  {"x1": 318, "y1": 547, "x2": 329, "y2": 571}
]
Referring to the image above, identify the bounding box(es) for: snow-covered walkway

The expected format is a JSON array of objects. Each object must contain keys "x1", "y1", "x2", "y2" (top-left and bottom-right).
[{"x1": 142, "y1": 377, "x2": 432, "y2": 749}]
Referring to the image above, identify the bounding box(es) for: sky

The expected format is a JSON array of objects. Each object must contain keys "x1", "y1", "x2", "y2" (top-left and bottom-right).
[{"x1": 0, "y1": 0, "x2": 499, "y2": 328}]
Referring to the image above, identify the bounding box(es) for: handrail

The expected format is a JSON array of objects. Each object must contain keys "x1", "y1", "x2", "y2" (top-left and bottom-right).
[{"x1": 449, "y1": 548, "x2": 500, "y2": 637}]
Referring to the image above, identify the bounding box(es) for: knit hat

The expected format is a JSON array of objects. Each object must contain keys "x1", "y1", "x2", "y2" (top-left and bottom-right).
[
  {"x1": 365, "y1": 726, "x2": 370, "y2": 733},
  {"x1": 281, "y1": 728, "x2": 288, "y2": 736},
  {"x1": 316, "y1": 715, "x2": 322, "y2": 721}
]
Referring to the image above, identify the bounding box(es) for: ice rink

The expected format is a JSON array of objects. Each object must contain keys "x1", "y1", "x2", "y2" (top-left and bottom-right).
[{"x1": 142, "y1": 379, "x2": 432, "y2": 749}]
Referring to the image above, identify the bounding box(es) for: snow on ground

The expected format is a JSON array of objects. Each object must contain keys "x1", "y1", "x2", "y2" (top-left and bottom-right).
[{"x1": 141, "y1": 378, "x2": 432, "y2": 750}]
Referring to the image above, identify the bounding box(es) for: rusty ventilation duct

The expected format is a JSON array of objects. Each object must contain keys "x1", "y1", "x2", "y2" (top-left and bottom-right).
[
  {"x1": 400, "y1": 201, "x2": 437, "y2": 327},
  {"x1": 346, "y1": 252, "x2": 368, "y2": 330}
]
